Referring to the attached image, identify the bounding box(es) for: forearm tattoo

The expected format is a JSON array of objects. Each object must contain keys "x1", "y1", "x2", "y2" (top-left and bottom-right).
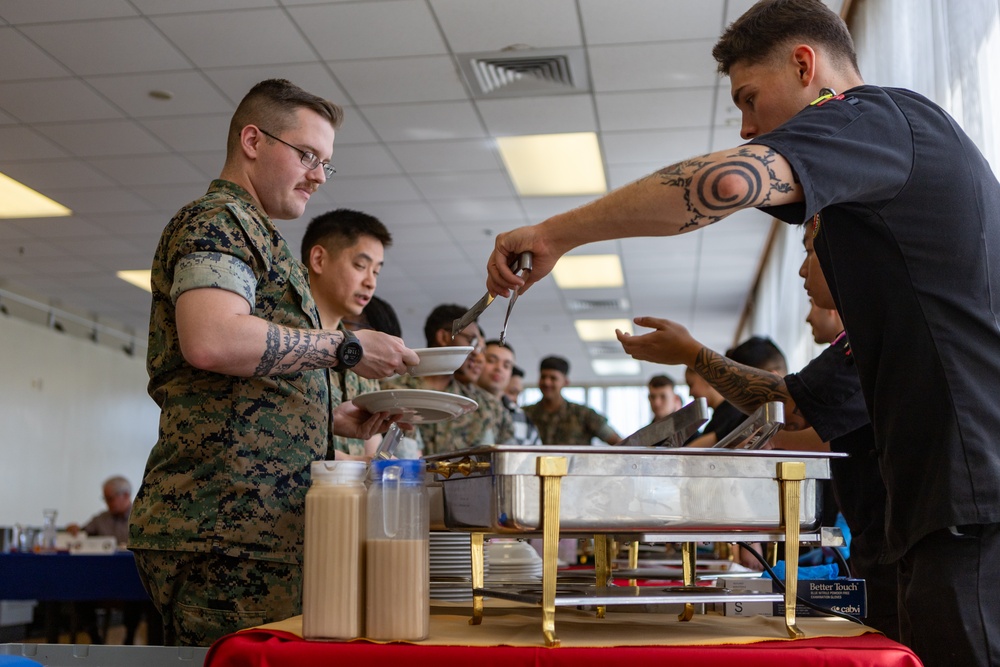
[
  {"x1": 693, "y1": 347, "x2": 790, "y2": 414},
  {"x1": 657, "y1": 147, "x2": 794, "y2": 231},
  {"x1": 255, "y1": 324, "x2": 340, "y2": 375}
]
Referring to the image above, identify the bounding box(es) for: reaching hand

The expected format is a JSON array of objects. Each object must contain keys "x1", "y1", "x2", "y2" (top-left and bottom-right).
[
  {"x1": 616, "y1": 316, "x2": 702, "y2": 366},
  {"x1": 351, "y1": 330, "x2": 419, "y2": 379},
  {"x1": 332, "y1": 401, "x2": 399, "y2": 440},
  {"x1": 486, "y1": 224, "x2": 562, "y2": 297}
]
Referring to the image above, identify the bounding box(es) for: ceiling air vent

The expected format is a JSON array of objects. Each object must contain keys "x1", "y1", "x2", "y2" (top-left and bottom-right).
[
  {"x1": 459, "y1": 47, "x2": 589, "y2": 99},
  {"x1": 566, "y1": 297, "x2": 630, "y2": 313}
]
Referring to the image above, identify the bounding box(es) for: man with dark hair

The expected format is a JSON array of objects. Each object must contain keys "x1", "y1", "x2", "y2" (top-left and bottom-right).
[
  {"x1": 130, "y1": 78, "x2": 417, "y2": 646},
  {"x1": 523, "y1": 356, "x2": 621, "y2": 446},
  {"x1": 477, "y1": 340, "x2": 541, "y2": 445},
  {"x1": 505, "y1": 365, "x2": 526, "y2": 404},
  {"x1": 725, "y1": 336, "x2": 787, "y2": 375},
  {"x1": 647, "y1": 374, "x2": 682, "y2": 422},
  {"x1": 486, "y1": 1, "x2": 1000, "y2": 661},
  {"x1": 383, "y1": 304, "x2": 514, "y2": 455},
  {"x1": 301, "y1": 208, "x2": 395, "y2": 459}
]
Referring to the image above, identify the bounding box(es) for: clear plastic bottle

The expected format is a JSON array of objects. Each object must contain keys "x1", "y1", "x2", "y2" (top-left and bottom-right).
[
  {"x1": 39, "y1": 509, "x2": 58, "y2": 553},
  {"x1": 365, "y1": 459, "x2": 430, "y2": 640},
  {"x1": 302, "y1": 460, "x2": 367, "y2": 640}
]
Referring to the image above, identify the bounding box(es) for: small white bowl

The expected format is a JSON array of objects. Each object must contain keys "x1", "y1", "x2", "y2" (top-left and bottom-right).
[{"x1": 407, "y1": 346, "x2": 474, "y2": 377}]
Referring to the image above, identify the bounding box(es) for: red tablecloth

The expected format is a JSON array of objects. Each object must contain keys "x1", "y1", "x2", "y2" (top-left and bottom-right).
[{"x1": 205, "y1": 628, "x2": 922, "y2": 667}]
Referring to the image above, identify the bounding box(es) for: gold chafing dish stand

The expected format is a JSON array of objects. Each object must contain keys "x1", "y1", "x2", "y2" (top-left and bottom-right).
[{"x1": 425, "y1": 438, "x2": 845, "y2": 647}]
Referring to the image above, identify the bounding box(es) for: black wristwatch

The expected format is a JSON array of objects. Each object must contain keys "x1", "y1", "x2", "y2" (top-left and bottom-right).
[{"x1": 337, "y1": 330, "x2": 363, "y2": 368}]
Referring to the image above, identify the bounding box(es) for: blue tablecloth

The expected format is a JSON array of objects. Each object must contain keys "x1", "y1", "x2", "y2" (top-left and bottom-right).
[{"x1": 0, "y1": 552, "x2": 149, "y2": 601}]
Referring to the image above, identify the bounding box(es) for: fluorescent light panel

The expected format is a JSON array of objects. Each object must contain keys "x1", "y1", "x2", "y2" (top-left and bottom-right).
[
  {"x1": 117, "y1": 270, "x2": 152, "y2": 293},
  {"x1": 496, "y1": 132, "x2": 607, "y2": 196},
  {"x1": 592, "y1": 358, "x2": 641, "y2": 376},
  {"x1": 552, "y1": 254, "x2": 623, "y2": 289},
  {"x1": 574, "y1": 318, "x2": 632, "y2": 341},
  {"x1": 0, "y1": 172, "x2": 71, "y2": 218}
]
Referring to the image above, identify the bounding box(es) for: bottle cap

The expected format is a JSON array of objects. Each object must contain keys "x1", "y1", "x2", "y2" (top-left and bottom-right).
[
  {"x1": 310, "y1": 460, "x2": 367, "y2": 484},
  {"x1": 370, "y1": 458, "x2": 425, "y2": 482}
]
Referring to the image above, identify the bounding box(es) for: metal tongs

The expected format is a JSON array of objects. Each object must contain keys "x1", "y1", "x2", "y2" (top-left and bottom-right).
[
  {"x1": 712, "y1": 401, "x2": 785, "y2": 449},
  {"x1": 372, "y1": 422, "x2": 404, "y2": 461},
  {"x1": 451, "y1": 252, "x2": 532, "y2": 344}
]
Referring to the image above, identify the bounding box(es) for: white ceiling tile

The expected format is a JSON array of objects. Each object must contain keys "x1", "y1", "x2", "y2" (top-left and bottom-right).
[
  {"x1": 606, "y1": 162, "x2": 660, "y2": 190},
  {"x1": 0, "y1": 1, "x2": 138, "y2": 23},
  {"x1": 290, "y1": 1, "x2": 447, "y2": 61},
  {"x1": 0, "y1": 79, "x2": 122, "y2": 123},
  {"x1": 0, "y1": 26, "x2": 69, "y2": 80},
  {"x1": 131, "y1": 0, "x2": 278, "y2": 14},
  {"x1": 0, "y1": 158, "x2": 118, "y2": 190},
  {"x1": 86, "y1": 154, "x2": 205, "y2": 186},
  {"x1": 331, "y1": 56, "x2": 468, "y2": 105},
  {"x1": 327, "y1": 143, "x2": 401, "y2": 177},
  {"x1": 359, "y1": 101, "x2": 485, "y2": 142},
  {"x1": 580, "y1": 0, "x2": 725, "y2": 44},
  {"x1": 521, "y1": 196, "x2": 600, "y2": 220},
  {"x1": 476, "y1": 94, "x2": 597, "y2": 136},
  {"x1": 202, "y1": 62, "x2": 349, "y2": 107},
  {"x1": 386, "y1": 139, "x2": 501, "y2": 173},
  {"x1": 0, "y1": 125, "x2": 69, "y2": 159},
  {"x1": 42, "y1": 187, "x2": 156, "y2": 215},
  {"x1": 595, "y1": 87, "x2": 716, "y2": 131},
  {"x1": 151, "y1": 9, "x2": 316, "y2": 68},
  {"x1": 410, "y1": 170, "x2": 513, "y2": 200},
  {"x1": 20, "y1": 18, "x2": 189, "y2": 75},
  {"x1": 335, "y1": 201, "x2": 440, "y2": 227},
  {"x1": 140, "y1": 114, "x2": 230, "y2": 153},
  {"x1": 129, "y1": 183, "x2": 216, "y2": 211},
  {"x1": 602, "y1": 128, "x2": 712, "y2": 165},
  {"x1": 95, "y1": 212, "x2": 172, "y2": 236},
  {"x1": 34, "y1": 119, "x2": 168, "y2": 157},
  {"x1": 8, "y1": 215, "x2": 110, "y2": 241},
  {"x1": 589, "y1": 41, "x2": 719, "y2": 93},
  {"x1": 430, "y1": 0, "x2": 582, "y2": 53},
  {"x1": 179, "y1": 151, "x2": 226, "y2": 178},
  {"x1": 325, "y1": 175, "x2": 422, "y2": 203},
  {"x1": 86, "y1": 71, "x2": 233, "y2": 117},
  {"x1": 429, "y1": 198, "x2": 525, "y2": 223}
]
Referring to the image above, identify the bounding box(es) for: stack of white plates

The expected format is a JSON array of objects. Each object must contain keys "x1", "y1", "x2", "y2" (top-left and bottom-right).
[
  {"x1": 485, "y1": 539, "x2": 543, "y2": 583},
  {"x1": 429, "y1": 531, "x2": 489, "y2": 601}
]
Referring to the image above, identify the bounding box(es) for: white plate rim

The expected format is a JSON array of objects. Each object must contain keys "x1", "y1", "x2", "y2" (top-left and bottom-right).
[{"x1": 352, "y1": 389, "x2": 478, "y2": 424}]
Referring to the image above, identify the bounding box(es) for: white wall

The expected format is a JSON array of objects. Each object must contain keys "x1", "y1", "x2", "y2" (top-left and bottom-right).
[{"x1": 0, "y1": 314, "x2": 159, "y2": 528}]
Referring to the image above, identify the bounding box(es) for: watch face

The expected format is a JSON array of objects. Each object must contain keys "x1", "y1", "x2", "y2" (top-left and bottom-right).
[{"x1": 341, "y1": 341, "x2": 363, "y2": 366}]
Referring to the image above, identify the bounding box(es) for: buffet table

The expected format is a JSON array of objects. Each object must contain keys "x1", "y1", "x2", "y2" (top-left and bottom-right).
[{"x1": 205, "y1": 604, "x2": 923, "y2": 667}]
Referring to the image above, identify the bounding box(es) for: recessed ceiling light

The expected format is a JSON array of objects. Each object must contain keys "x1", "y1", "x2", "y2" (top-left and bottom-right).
[
  {"x1": 496, "y1": 132, "x2": 607, "y2": 196},
  {"x1": 0, "y1": 172, "x2": 71, "y2": 219},
  {"x1": 574, "y1": 318, "x2": 632, "y2": 342},
  {"x1": 117, "y1": 270, "x2": 152, "y2": 293},
  {"x1": 592, "y1": 358, "x2": 641, "y2": 376},
  {"x1": 552, "y1": 254, "x2": 623, "y2": 289}
]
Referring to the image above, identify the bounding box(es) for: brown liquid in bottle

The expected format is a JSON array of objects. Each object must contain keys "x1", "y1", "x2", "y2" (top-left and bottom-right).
[{"x1": 365, "y1": 538, "x2": 430, "y2": 640}]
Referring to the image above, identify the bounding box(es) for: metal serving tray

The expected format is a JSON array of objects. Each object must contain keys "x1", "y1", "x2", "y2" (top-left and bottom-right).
[{"x1": 426, "y1": 446, "x2": 840, "y2": 534}]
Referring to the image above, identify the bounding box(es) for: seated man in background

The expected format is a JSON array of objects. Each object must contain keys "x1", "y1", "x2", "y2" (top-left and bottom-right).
[
  {"x1": 383, "y1": 305, "x2": 513, "y2": 455},
  {"x1": 505, "y1": 365, "x2": 527, "y2": 405},
  {"x1": 477, "y1": 340, "x2": 541, "y2": 445},
  {"x1": 646, "y1": 373, "x2": 682, "y2": 422},
  {"x1": 524, "y1": 356, "x2": 621, "y2": 445},
  {"x1": 300, "y1": 208, "x2": 393, "y2": 459}
]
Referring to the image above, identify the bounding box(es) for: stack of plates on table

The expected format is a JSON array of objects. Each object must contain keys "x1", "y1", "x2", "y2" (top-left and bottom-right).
[
  {"x1": 484, "y1": 539, "x2": 543, "y2": 583},
  {"x1": 429, "y1": 531, "x2": 489, "y2": 601}
]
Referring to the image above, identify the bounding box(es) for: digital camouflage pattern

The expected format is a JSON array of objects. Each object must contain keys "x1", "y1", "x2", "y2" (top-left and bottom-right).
[
  {"x1": 523, "y1": 400, "x2": 615, "y2": 445},
  {"x1": 130, "y1": 179, "x2": 332, "y2": 566},
  {"x1": 329, "y1": 320, "x2": 381, "y2": 458},
  {"x1": 382, "y1": 374, "x2": 514, "y2": 455},
  {"x1": 134, "y1": 549, "x2": 300, "y2": 646}
]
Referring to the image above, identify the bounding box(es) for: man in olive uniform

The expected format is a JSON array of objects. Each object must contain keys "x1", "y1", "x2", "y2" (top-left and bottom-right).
[
  {"x1": 383, "y1": 305, "x2": 514, "y2": 455},
  {"x1": 129, "y1": 79, "x2": 417, "y2": 646},
  {"x1": 300, "y1": 208, "x2": 393, "y2": 459},
  {"x1": 523, "y1": 356, "x2": 621, "y2": 445}
]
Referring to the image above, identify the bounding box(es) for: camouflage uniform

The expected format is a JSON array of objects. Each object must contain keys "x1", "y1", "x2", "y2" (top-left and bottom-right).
[
  {"x1": 382, "y1": 374, "x2": 514, "y2": 455},
  {"x1": 130, "y1": 180, "x2": 332, "y2": 645},
  {"x1": 329, "y1": 323, "x2": 380, "y2": 458},
  {"x1": 523, "y1": 400, "x2": 616, "y2": 445}
]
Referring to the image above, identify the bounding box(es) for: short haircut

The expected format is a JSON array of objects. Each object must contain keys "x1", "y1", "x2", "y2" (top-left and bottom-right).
[
  {"x1": 227, "y1": 79, "x2": 344, "y2": 162},
  {"x1": 103, "y1": 475, "x2": 131, "y2": 496},
  {"x1": 511, "y1": 365, "x2": 525, "y2": 379},
  {"x1": 300, "y1": 208, "x2": 392, "y2": 264},
  {"x1": 484, "y1": 339, "x2": 514, "y2": 356},
  {"x1": 361, "y1": 295, "x2": 401, "y2": 338},
  {"x1": 539, "y1": 355, "x2": 570, "y2": 376},
  {"x1": 712, "y1": 0, "x2": 859, "y2": 77},
  {"x1": 727, "y1": 336, "x2": 788, "y2": 374},
  {"x1": 648, "y1": 374, "x2": 676, "y2": 389},
  {"x1": 424, "y1": 304, "x2": 470, "y2": 347}
]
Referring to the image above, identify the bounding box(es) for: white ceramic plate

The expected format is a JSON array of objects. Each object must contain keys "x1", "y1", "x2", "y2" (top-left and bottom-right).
[
  {"x1": 353, "y1": 389, "x2": 478, "y2": 424},
  {"x1": 406, "y1": 347, "x2": 474, "y2": 377}
]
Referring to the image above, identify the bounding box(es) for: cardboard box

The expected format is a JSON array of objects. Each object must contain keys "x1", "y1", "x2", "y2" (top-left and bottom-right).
[{"x1": 720, "y1": 576, "x2": 867, "y2": 618}]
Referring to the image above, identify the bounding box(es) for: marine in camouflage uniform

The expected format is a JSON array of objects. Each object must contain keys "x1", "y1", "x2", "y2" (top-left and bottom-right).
[
  {"x1": 130, "y1": 179, "x2": 333, "y2": 645},
  {"x1": 329, "y1": 322, "x2": 381, "y2": 458},
  {"x1": 383, "y1": 373, "x2": 514, "y2": 455},
  {"x1": 523, "y1": 399, "x2": 618, "y2": 446}
]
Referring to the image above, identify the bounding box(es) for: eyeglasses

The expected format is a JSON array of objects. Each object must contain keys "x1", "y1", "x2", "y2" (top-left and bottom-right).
[
  {"x1": 258, "y1": 128, "x2": 336, "y2": 178},
  {"x1": 452, "y1": 332, "x2": 481, "y2": 352}
]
